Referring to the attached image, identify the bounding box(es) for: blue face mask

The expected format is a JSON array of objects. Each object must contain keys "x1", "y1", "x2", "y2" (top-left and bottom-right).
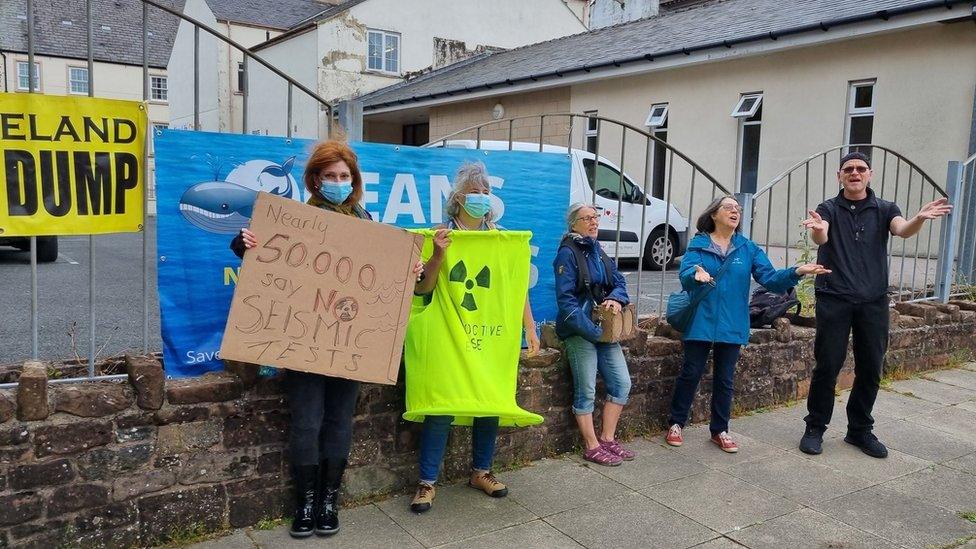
[
  {"x1": 320, "y1": 182, "x2": 353, "y2": 204},
  {"x1": 462, "y1": 193, "x2": 492, "y2": 218}
]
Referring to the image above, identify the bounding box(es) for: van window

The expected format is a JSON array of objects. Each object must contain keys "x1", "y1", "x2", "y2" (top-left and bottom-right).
[{"x1": 582, "y1": 159, "x2": 650, "y2": 205}]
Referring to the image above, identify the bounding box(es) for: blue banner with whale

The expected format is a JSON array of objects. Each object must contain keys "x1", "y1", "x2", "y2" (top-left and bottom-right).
[{"x1": 155, "y1": 129, "x2": 570, "y2": 377}]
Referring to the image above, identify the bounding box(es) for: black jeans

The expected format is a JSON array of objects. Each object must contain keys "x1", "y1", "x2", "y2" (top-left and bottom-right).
[
  {"x1": 668, "y1": 341, "x2": 741, "y2": 435},
  {"x1": 284, "y1": 370, "x2": 360, "y2": 466},
  {"x1": 805, "y1": 293, "x2": 888, "y2": 434}
]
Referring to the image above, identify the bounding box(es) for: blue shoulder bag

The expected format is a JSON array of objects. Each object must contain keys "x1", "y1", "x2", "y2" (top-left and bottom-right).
[{"x1": 666, "y1": 256, "x2": 734, "y2": 333}]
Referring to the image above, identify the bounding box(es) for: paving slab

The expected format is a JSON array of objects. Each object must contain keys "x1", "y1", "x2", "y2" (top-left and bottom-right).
[
  {"x1": 904, "y1": 404, "x2": 976, "y2": 439},
  {"x1": 884, "y1": 464, "x2": 976, "y2": 513},
  {"x1": 544, "y1": 492, "x2": 718, "y2": 549},
  {"x1": 923, "y1": 367, "x2": 976, "y2": 392},
  {"x1": 666, "y1": 425, "x2": 784, "y2": 472},
  {"x1": 436, "y1": 519, "x2": 582, "y2": 549},
  {"x1": 959, "y1": 399, "x2": 976, "y2": 413},
  {"x1": 188, "y1": 530, "x2": 256, "y2": 549},
  {"x1": 725, "y1": 452, "x2": 873, "y2": 506},
  {"x1": 690, "y1": 537, "x2": 749, "y2": 548},
  {"x1": 376, "y1": 483, "x2": 536, "y2": 547},
  {"x1": 879, "y1": 418, "x2": 976, "y2": 462},
  {"x1": 725, "y1": 412, "x2": 810, "y2": 450},
  {"x1": 500, "y1": 457, "x2": 630, "y2": 517},
  {"x1": 249, "y1": 504, "x2": 422, "y2": 549},
  {"x1": 727, "y1": 507, "x2": 898, "y2": 549},
  {"x1": 944, "y1": 452, "x2": 976, "y2": 475},
  {"x1": 643, "y1": 470, "x2": 800, "y2": 534},
  {"x1": 571, "y1": 437, "x2": 708, "y2": 492},
  {"x1": 788, "y1": 436, "x2": 931, "y2": 484},
  {"x1": 887, "y1": 378, "x2": 976, "y2": 405},
  {"x1": 872, "y1": 388, "x2": 944, "y2": 419},
  {"x1": 814, "y1": 485, "x2": 976, "y2": 548}
]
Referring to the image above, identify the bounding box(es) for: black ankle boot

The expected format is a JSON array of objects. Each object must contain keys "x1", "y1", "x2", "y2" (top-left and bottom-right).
[
  {"x1": 289, "y1": 464, "x2": 318, "y2": 538},
  {"x1": 315, "y1": 458, "x2": 347, "y2": 536}
]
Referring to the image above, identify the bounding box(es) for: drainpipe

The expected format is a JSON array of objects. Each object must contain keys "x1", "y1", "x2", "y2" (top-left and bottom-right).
[{"x1": 0, "y1": 51, "x2": 7, "y2": 92}]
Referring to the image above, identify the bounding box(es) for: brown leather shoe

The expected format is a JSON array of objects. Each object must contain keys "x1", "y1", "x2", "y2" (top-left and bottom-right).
[
  {"x1": 468, "y1": 471, "x2": 508, "y2": 497},
  {"x1": 410, "y1": 482, "x2": 435, "y2": 513}
]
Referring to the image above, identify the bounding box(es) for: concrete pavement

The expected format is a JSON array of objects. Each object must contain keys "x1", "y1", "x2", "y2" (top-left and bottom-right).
[{"x1": 186, "y1": 364, "x2": 976, "y2": 549}]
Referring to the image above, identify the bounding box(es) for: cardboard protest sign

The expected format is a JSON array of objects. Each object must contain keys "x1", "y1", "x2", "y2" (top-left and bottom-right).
[{"x1": 220, "y1": 192, "x2": 422, "y2": 384}]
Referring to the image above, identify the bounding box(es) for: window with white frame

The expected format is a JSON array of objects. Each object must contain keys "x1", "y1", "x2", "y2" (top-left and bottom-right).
[
  {"x1": 845, "y1": 79, "x2": 875, "y2": 154},
  {"x1": 646, "y1": 103, "x2": 669, "y2": 199},
  {"x1": 645, "y1": 102, "x2": 669, "y2": 129},
  {"x1": 16, "y1": 61, "x2": 40, "y2": 91},
  {"x1": 68, "y1": 67, "x2": 89, "y2": 95},
  {"x1": 584, "y1": 110, "x2": 599, "y2": 154},
  {"x1": 150, "y1": 76, "x2": 168, "y2": 101},
  {"x1": 367, "y1": 29, "x2": 400, "y2": 74},
  {"x1": 733, "y1": 93, "x2": 763, "y2": 193}
]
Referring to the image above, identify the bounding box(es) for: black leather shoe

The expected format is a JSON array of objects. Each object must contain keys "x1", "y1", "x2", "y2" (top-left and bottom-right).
[
  {"x1": 844, "y1": 432, "x2": 888, "y2": 459},
  {"x1": 799, "y1": 425, "x2": 824, "y2": 455},
  {"x1": 315, "y1": 458, "x2": 347, "y2": 536},
  {"x1": 315, "y1": 487, "x2": 340, "y2": 535},
  {"x1": 289, "y1": 465, "x2": 318, "y2": 538}
]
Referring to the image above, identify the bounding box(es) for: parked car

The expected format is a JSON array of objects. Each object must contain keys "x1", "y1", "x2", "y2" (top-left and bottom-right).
[
  {"x1": 435, "y1": 140, "x2": 689, "y2": 269},
  {"x1": 0, "y1": 236, "x2": 58, "y2": 263}
]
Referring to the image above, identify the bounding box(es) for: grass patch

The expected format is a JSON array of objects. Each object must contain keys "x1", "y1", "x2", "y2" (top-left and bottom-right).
[
  {"x1": 152, "y1": 522, "x2": 230, "y2": 548},
  {"x1": 253, "y1": 517, "x2": 286, "y2": 531},
  {"x1": 959, "y1": 511, "x2": 976, "y2": 524},
  {"x1": 931, "y1": 534, "x2": 976, "y2": 549}
]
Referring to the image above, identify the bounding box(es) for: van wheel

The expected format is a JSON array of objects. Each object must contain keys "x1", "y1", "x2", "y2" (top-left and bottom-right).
[
  {"x1": 643, "y1": 228, "x2": 676, "y2": 270},
  {"x1": 35, "y1": 237, "x2": 58, "y2": 263}
]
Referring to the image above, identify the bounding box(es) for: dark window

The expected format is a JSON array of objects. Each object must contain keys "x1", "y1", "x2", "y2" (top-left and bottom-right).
[
  {"x1": 737, "y1": 106, "x2": 762, "y2": 194},
  {"x1": 237, "y1": 62, "x2": 246, "y2": 93},
  {"x1": 651, "y1": 122, "x2": 668, "y2": 200},
  {"x1": 582, "y1": 159, "x2": 649, "y2": 205},
  {"x1": 402, "y1": 123, "x2": 429, "y2": 146},
  {"x1": 584, "y1": 111, "x2": 598, "y2": 153}
]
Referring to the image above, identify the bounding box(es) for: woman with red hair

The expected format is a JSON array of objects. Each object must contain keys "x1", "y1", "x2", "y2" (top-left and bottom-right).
[{"x1": 231, "y1": 139, "x2": 421, "y2": 539}]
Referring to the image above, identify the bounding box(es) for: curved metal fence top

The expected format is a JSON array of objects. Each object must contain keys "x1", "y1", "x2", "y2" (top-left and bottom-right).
[
  {"x1": 423, "y1": 112, "x2": 732, "y2": 196},
  {"x1": 754, "y1": 144, "x2": 945, "y2": 199}
]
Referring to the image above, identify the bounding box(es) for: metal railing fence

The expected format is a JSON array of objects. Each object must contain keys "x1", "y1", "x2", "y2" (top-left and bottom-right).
[{"x1": 1, "y1": 0, "x2": 333, "y2": 387}]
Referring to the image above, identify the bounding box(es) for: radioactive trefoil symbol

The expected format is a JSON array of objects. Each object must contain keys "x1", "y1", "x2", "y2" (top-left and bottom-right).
[{"x1": 449, "y1": 260, "x2": 491, "y2": 311}]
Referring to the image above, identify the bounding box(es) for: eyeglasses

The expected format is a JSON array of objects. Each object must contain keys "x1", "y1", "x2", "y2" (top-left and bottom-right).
[
  {"x1": 577, "y1": 215, "x2": 600, "y2": 223},
  {"x1": 720, "y1": 204, "x2": 742, "y2": 213},
  {"x1": 841, "y1": 166, "x2": 870, "y2": 175}
]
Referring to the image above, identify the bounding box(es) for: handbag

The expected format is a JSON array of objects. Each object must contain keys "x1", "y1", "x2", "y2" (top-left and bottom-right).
[
  {"x1": 666, "y1": 256, "x2": 734, "y2": 332},
  {"x1": 592, "y1": 302, "x2": 637, "y2": 343}
]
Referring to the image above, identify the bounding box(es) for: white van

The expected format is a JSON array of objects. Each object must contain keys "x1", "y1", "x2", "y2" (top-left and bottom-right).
[{"x1": 434, "y1": 140, "x2": 689, "y2": 269}]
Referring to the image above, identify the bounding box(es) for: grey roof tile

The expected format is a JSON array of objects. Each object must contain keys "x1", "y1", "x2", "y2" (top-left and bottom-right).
[
  {"x1": 360, "y1": 0, "x2": 962, "y2": 109},
  {"x1": 204, "y1": 0, "x2": 336, "y2": 30},
  {"x1": 0, "y1": 0, "x2": 183, "y2": 68}
]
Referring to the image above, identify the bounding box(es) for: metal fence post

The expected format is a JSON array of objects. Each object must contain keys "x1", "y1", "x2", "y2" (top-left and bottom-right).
[
  {"x1": 734, "y1": 192, "x2": 755, "y2": 239},
  {"x1": 935, "y1": 161, "x2": 964, "y2": 303}
]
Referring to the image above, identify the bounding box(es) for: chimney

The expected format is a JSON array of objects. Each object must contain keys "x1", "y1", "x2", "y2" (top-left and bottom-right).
[{"x1": 589, "y1": 0, "x2": 660, "y2": 29}]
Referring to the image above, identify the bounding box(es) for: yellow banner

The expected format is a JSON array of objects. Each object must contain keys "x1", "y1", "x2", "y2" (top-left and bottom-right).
[{"x1": 0, "y1": 93, "x2": 147, "y2": 236}]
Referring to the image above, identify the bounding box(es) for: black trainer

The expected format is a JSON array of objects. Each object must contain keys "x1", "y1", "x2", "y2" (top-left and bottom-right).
[
  {"x1": 844, "y1": 431, "x2": 888, "y2": 459},
  {"x1": 799, "y1": 425, "x2": 824, "y2": 455}
]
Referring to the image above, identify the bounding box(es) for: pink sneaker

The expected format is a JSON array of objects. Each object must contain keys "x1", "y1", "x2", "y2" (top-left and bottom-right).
[
  {"x1": 582, "y1": 445, "x2": 623, "y2": 466},
  {"x1": 711, "y1": 431, "x2": 739, "y2": 453},
  {"x1": 599, "y1": 438, "x2": 635, "y2": 461},
  {"x1": 666, "y1": 424, "x2": 683, "y2": 447}
]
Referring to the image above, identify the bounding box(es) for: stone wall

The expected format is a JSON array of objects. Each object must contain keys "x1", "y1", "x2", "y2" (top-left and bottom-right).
[{"x1": 1, "y1": 300, "x2": 974, "y2": 547}]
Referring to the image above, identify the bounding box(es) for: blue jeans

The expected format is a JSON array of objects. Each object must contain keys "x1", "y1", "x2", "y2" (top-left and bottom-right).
[
  {"x1": 668, "y1": 340, "x2": 741, "y2": 435},
  {"x1": 418, "y1": 415, "x2": 499, "y2": 484},
  {"x1": 564, "y1": 336, "x2": 631, "y2": 415}
]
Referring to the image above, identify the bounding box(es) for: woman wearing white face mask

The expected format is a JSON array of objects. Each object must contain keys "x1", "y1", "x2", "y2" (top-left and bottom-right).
[
  {"x1": 230, "y1": 140, "x2": 422, "y2": 538},
  {"x1": 408, "y1": 161, "x2": 540, "y2": 514}
]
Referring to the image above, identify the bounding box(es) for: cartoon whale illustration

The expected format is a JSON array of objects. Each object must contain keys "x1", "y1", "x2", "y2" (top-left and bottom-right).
[
  {"x1": 179, "y1": 181, "x2": 259, "y2": 234},
  {"x1": 178, "y1": 156, "x2": 298, "y2": 234}
]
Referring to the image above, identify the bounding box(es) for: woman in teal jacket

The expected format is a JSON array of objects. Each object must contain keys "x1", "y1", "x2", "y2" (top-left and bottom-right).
[{"x1": 665, "y1": 195, "x2": 829, "y2": 453}]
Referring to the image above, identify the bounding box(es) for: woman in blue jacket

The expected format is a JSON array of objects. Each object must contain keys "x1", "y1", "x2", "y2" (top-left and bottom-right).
[
  {"x1": 554, "y1": 203, "x2": 634, "y2": 467},
  {"x1": 665, "y1": 196, "x2": 829, "y2": 453}
]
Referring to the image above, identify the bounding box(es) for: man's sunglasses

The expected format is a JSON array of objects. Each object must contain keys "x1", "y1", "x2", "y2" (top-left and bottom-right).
[{"x1": 841, "y1": 166, "x2": 870, "y2": 175}]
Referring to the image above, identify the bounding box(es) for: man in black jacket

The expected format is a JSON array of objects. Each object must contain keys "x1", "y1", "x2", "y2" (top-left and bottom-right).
[{"x1": 798, "y1": 152, "x2": 951, "y2": 458}]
